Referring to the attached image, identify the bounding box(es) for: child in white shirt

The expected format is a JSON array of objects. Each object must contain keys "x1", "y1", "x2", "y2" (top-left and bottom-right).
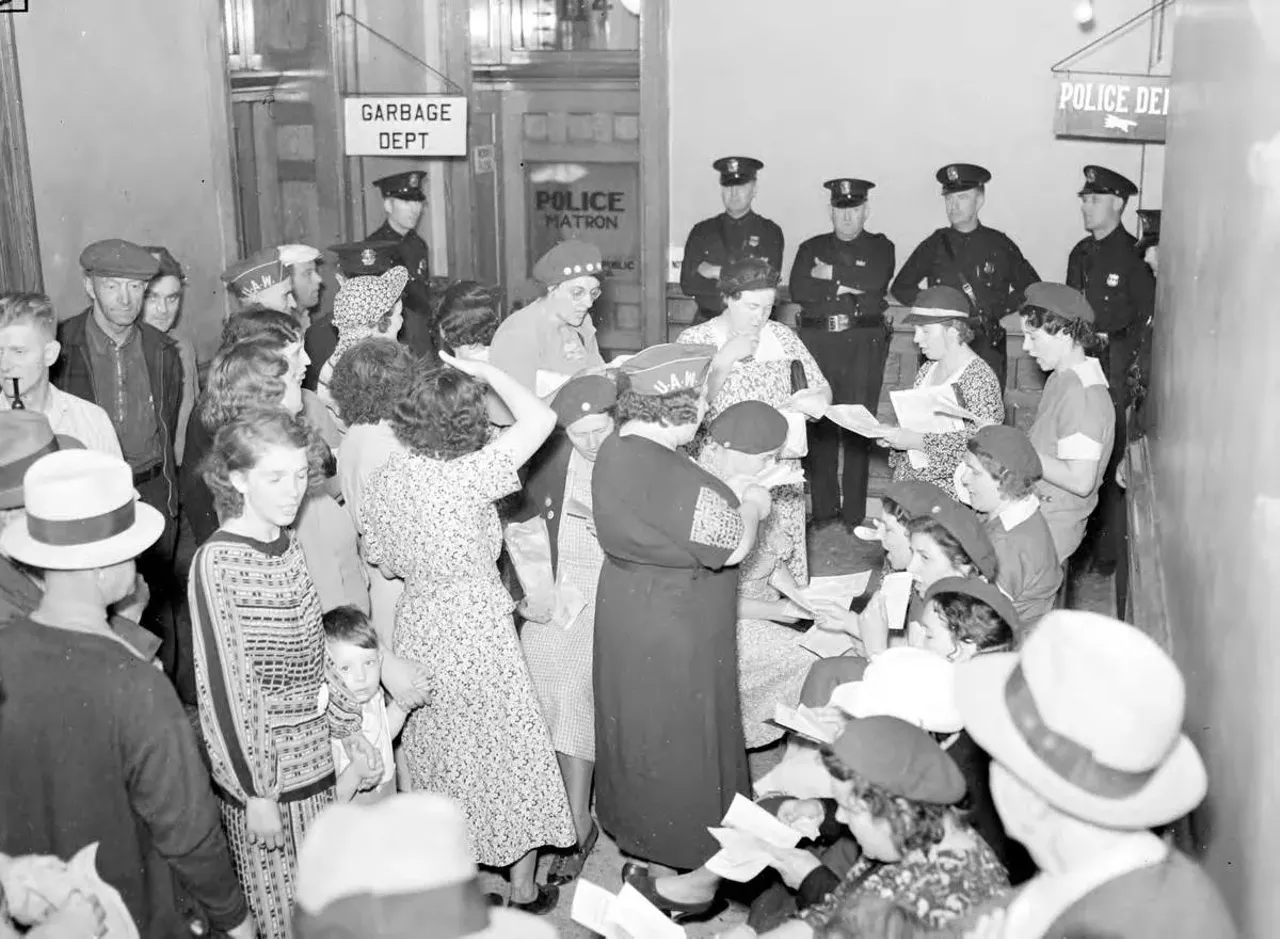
[{"x1": 323, "y1": 605, "x2": 409, "y2": 803}]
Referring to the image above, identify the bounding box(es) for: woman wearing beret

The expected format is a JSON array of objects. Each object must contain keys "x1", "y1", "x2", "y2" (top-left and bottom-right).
[
  {"x1": 699, "y1": 400, "x2": 816, "y2": 750},
  {"x1": 593, "y1": 343, "x2": 772, "y2": 880},
  {"x1": 1018, "y1": 283, "x2": 1115, "y2": 563},
  {"x1": 514, "y1": 373, "x2": 616, "y2": 885},
  {"x1": 878, "y1": 286, "x2": 1005, "y2": 498},
  {"x1": 679, "y1": 258, "x2": 831, "y2": 583},
  {"x1": 488, "y1": 240, "x2": 607, "y2": 404}
]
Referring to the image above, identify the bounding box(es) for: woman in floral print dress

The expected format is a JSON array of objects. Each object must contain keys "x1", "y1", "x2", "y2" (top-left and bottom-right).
[{"x1": 360, "y1": 352, "x2": 575, "y2": 913}]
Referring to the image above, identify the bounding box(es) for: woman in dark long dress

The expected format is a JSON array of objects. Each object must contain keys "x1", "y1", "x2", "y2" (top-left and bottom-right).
[{"x1": 592, "y1": 343, "x2": 772, "y2": 880}]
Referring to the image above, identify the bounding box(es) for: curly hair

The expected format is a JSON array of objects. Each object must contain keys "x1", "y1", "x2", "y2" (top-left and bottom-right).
[
  {"x1": 199, "y1": 337, "x2": 290, "y2": 431},
  {"x1": 717, "y1": 257, "x2": 780, "y2": 298},
  {"x1": 1020, "y1": 303, "x2": 1106, "y2": 354},
  {"x1": 612, "y1": 380, "x2": 702, "y2": 428},
  {"x1": 329, "y1": 337, "x2": 416, "y2": 427},
  {"x1": 201, "y1": 407, "x2": 321, "y2": 522},
  {"x1": 966, "y1": 439, "x2": 1039, "y2": 500},
  {"x1": 220, "y1": 307, "x2": 303, "y2": 348},
  {"x1": 434, "y1": 280, "x2": 502, "y2": 352},
  {"x1": 391, "y1": 366, "x2": 490, "y2": 460},
  {"x1": 906, "y1": 515, "x2": 979, "y2": 578},
  {"x1": 820, "y1": 755, "x2": 955, "y2": 856},
  {"x1": 927, "y1": 592, "x2": 1015, "y2": 653}
]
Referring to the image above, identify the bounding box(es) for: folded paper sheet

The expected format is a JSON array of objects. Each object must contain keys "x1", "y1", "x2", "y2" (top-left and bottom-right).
[
  {"x1": 535, "y1": 368, "x2": 573, "y2": 399},
  {"x1": 705, "y1": 794, "x2": 810, "y2": 883},
  {"x1": 823, "y1": 403, "x2": 887, "y2": 438},
  {"x1": 503, "y1": 517, "x2": 556, "y2": 606},
  {"x1": 770, "y1": 703, "x2": 836, "y2": 745},
  {"x1": 571, "y1": 880, "x2": 687, "y2": 938},
  {"x1": 881, "y1": 571, "x2": 915, "y2": 632},
  {"x1": 890, "y1": 385, "x2": 966, "y2": 469}
]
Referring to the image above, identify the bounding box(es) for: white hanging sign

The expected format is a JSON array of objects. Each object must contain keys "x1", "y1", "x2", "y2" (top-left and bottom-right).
[{"x1": 343, "y1": 96, "x2": 469, "y2": 157}]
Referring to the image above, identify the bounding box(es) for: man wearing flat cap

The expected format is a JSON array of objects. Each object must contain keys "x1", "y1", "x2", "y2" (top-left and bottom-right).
[
  {"x1": 368, "y1": 170, "x2": 435, "y2": 358},
  {"x1": 681, "y1": 156, "x2": 784, "y2": 325},
  {"x1": 53, "y1": 238, "x2": 186, "y2": 694},
  {"x1": 1066, "y1": 165, "x2": 1155, "y2": 577},
  {"x1": 789, "y1": 178, "x2": 897, "y2": 528},
  {"x1": 893, "y1": 163, "x2": 1039, "y2": 391}
]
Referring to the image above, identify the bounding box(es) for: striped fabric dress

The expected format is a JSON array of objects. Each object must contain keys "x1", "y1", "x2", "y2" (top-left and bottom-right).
[{"x1": 190, "y1": 529, "x2": 364, "y2": 939}]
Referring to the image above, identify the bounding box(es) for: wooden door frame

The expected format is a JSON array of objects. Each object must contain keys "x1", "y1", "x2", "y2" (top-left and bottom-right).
[
  {"x1": 638, "y1": 0, "x2": 668, "y2": 348},
  {"x1": 0, "y1": 14, "x2": 42, "y2": 293},
  {"x1": 442, "y1": 0, "x2": 477, "y2": 280}
]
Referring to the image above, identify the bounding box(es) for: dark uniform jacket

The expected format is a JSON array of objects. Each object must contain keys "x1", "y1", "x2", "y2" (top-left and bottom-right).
[
  {"x1": 891, "y1": 224, "x2": 1038, "y2": 322},
  {"x1": 53, "y1": 311, "x2": 182, "y2": 518},
  {"x1": 680, "y1": 210, "x2": 784, "y2": 312},
  {"x1": 1066, "y1": 225, "x2": 1155, "y2": 335},
  {"x1": 368, "y1": 220, "x2": 434, "y2": 357},
  {"x1": 512, "y1": 431, "x2": 574, "y2": 571},
  {"x1": 789, "y1": 230, "x2": 896, "y2": 318}
]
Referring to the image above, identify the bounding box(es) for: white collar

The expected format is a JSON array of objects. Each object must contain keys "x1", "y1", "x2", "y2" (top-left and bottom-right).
[
  {"x1": 1068, "y1": 357, "x2": 1108, "y2": 388},
  {"x1": 1003, "y1": 833, "x2": 1168, "y2": 938},
  {"x1": 996, "y1": 494, "x2": 1040, "y2": 531}
]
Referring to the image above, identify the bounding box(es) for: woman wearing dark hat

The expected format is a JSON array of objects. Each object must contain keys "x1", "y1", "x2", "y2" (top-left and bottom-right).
[
  {"x1": 878, "y1": 285, "x2": 1005, "y2": 498},
  {"x1": 1019, "y1": 283, "x2": 1115, "y2": 563},
  {"x1": 716, "y1": 717, "x2": 1008, "y2": 938},
  {"x1": 488, "y1": 239, "x2": 607, "y2": 404},
  {"x1": 699, "y1": 400, "x2": 816, "y2": 750},
  {"x1": 679, "y1": 257, "x2": 831, "y2": 582},
  {"x1": 514, "y1": 373, "x2": 616, "y2": 885},
  {"x1": 593, "y1": 343, "x2": 772, "y2": 882}
]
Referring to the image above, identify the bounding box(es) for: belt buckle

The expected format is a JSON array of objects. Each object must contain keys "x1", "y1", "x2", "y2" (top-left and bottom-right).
[{"x1": 826, "y1": 314, "x2": 849, "y2": 332}]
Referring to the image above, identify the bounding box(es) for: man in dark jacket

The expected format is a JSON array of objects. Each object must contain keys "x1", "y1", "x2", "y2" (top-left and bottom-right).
[{"x1": 52, "y1": 238, "x2": 187, "y2": 698}]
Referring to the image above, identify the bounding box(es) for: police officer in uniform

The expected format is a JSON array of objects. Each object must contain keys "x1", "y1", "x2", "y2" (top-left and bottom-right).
[
  {"x1": 680, "y1": 156, "x2": 784, "y2": 325},
  {"x1": 892, "y1": 163, "x2": 1038, "y2": 392},
  {"x1": 368, "y1": 170, "x2": 434, "y2": 357},
  {"x1": 1066, "y1": 165, "x2": 1155, "y2": 576},
  {"x1": 789, "y1": 178, "x2": 896, "y2": 526}
]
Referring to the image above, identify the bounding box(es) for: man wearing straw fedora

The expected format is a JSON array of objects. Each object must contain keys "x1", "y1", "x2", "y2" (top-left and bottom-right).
[
  {"x1": 945, "y1": 611, "x2": 1235, "y2": 937},
  {"x1": 0, "y1": 411, "x2": 157, "y2": 663},
  {"x1": 0, "y1": 448, "x2": 254, "y2": 939},
  {"x1": 294, "y1": 793, "x2": 558, "y2": 938}
]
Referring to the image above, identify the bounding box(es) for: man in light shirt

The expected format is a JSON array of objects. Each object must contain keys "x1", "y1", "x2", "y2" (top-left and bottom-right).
[{"x1": 0, "y1": 292, "x2": 122, "y2": 457}]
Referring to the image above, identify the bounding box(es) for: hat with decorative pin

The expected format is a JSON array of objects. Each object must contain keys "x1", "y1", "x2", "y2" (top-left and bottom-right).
[
  {"x1": 713, "y1": 156, "x2": 764, "y2": 187},
  {"x1": 935, "y1": 163, "x2": 992, "y2": 195},
  {"x1": 373, "y1": 170, "x2": 427, "y2": 202},
  {"x1": 708, "y1": 400, "x2": 788, "y2": 454},
  {"x1": 532, "y1": 239, "x2": 605, "y2": 288},
  {"x1": 824, "y1": 178, "x2": 875, "y2": 208},
  {"x1": 1078, "y1": 165, "x2": 1139, "y2": 199},
  {"x1": 328, "y1": 241, "x2": 404, "y2": 280},
  {"x1": 619, "y1": 342, "x2": 716, "y2": 397},
  {"x1": 221, "y1": 248, "x2": 291, "y2": 304},
  {"x1": 551, "y1": 374, "x2": 617, "y2": 428}
]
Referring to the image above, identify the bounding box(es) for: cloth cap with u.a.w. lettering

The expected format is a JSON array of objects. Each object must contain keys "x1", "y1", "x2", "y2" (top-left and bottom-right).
[{"x1": 619, "y1": 342, "x2": 716, "y2": 397}]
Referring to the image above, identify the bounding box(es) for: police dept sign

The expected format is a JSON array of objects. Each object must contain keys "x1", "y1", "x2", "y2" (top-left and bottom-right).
[
  {"x1": 343, "y1": 96, "x2": 468, "y2": 157},
  {"x1": 1053, "y1": 75, "x2": 1170, "y2": 144}
]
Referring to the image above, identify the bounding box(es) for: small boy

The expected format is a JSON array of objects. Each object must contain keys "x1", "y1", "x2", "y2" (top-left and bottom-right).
[{"x1": 323, "y1": 606, "x2": 409, "y2": 803}]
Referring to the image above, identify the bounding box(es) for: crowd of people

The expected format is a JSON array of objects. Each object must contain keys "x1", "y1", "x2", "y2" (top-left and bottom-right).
[{"x1": 0, "y1": 155, "x2": 1232, "y2": 939}]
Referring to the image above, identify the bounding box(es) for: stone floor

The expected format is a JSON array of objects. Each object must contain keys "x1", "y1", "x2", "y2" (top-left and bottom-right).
[{"x1": 490, "y1": 517, "x2": 1116, "y2": 937}]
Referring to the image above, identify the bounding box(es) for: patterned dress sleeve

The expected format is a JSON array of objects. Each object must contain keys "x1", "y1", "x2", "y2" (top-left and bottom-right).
[
  {"x1": 675, "y1": 321, "x2": 720, "y2": 347},
  {"x1": 775, "y1": 323, "x2": 831, "y2": 396},
  {"x1": 189, "y1": 544, "x2": 280, "y2": 803},
  {"x1": 918, "y1": 358, "x2": 1005, "y2": 468},
  {"x1": 359, "y1": 458, "x2": 399, "y2": 575},
  {"x1": 468, "y1": 444, "x2": 522, "y2": 502},
  {"x1": 685, "y1": 479, "x2": 745, "y2": 570}
]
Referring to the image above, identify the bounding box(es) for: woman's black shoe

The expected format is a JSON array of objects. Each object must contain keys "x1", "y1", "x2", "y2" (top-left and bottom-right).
[
  {"x1": 620, "y1": 865, "x2": 717, "y2": 924},
  {"x1": 491, "y1": 883, "x2": 560, "y2": 915},
  {"x1": 547, "y1": 822, "x2": 600, "y2": 886}
]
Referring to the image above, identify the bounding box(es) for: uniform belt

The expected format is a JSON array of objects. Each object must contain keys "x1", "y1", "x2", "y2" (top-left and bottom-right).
[
  {"x1": 798, "y1": 312, "x2": 884, "y2": 332},
  {"x1": 132, "y1": 463, "x2": 164, "y2": 485}
]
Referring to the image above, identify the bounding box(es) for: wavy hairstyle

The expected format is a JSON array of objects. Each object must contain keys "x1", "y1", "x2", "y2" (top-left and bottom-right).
[
  {"x1": 220, "y1": 307, "x2": 303, "y2": 348},
  {"x1": 819, "y1": 755, "x2": 958, "y2": 856},
  {"x1": 612, "y1": 371, "x2": 703, "y2": 428},
  {"x1": 906, "y1": 515, "x2": 981, "y2": 579},
  {"x1": 390, "y1": 366, "x2": 489, "y2": 460},
  {"x1": 199, "y1": 336, "x2": 290, "y2": 431},
  {"x1": 329, "y1": 337, "x2": 416, "y2": 427},
  {"x1": 433, "y1": 280, "x2": 502, "y2": 352},
  {"x1": 201, "y1": 407, "x2": 321, "y2": 521},
  {"x1": 927, "y1": 592, "x2": 1015, "y2": 654},
  {"x1": 1020, "y1": 303, "x2": 1106, "y2": 354}
]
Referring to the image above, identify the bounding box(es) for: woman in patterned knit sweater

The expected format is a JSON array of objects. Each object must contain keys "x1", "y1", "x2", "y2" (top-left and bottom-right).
[{"x1": 190, "y1": 408, "x2": 379, "y2": 939}]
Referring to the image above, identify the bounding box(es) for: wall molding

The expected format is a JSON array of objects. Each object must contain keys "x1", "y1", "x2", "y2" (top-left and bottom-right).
[
  {"x1": 0, "y1": 15, "x2": 42, "y2": 292},
  {"x1": 638, "y1": 0, "x2": 669, "y2": 347}
]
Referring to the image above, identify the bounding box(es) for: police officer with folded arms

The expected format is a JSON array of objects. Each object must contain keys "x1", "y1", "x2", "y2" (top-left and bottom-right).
[
  {"x1": 892, "y1": 163, "x2": 1038, "y2": 392},
  {"x1": 789, "y1": 178, "x2": 895, "y2": 527},
  {"x1": 1066, "y1": 164, "x2": 1155, "y2": 576},
  {"x1": 680, "y1": 156, "x2": 784, "y2": 325}
]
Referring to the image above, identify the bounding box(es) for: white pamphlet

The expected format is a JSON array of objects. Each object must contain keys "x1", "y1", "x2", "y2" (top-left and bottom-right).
[
  {"x1": 572, "y1": 880, "x2": 687, "y2": 939},
  {"x1": 881, "y1": 571, "x2": 915, "y2": 632},
  {"x1": 770, "y1": 703, "x2": 836, "y2": 745},
  {"x1": 890, "y1": 385, "x2": 965, "y2": 469},
  {"x1": 705, "y1": 794, "x2": 811, "y2": 883},
  {"x1": 535, "y1": 368, "x2": 573, "y2": 399},
  {"x1": 799, "y1": 624, "x2": 855, "y2": 657},
  {"x1": 823, "y1": 403, "x2": 887, "y2": 438}
]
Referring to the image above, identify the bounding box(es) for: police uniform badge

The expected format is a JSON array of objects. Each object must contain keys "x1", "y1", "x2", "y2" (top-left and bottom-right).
[
  {"x1": 417, "y1": 260, "x2": 427, "y2": 277},
  {"x1": 983, "y1": 261, "x2": 996, "y2": 275},
  {"x1": 727, "y1": 158, "x2": 739, "y2": 174},
  {"x1": 1106, "y1": 273, "x2": 1120, "y2": 287},
  {"x1": 409, "y1": 173, "x2": 421, "y2": 187},
  {"x1": 855, "y1": 259, "x2": 867, "y2": 267},
  {"x1": 360, "y1": 248, "x2": 377, "y2": 268},
  {"x1": 840, "y1": 180, "x2": 852, "y2": 195},
  {"x1": 946, "y1": 165, "x2": 959, "y2": 182},
  {"x1": 748, "y1": 235, "x2": 760, "y2": 248},
  {"x1": 1086, "y1": 167, "x2": 1097, "y2": 183}
]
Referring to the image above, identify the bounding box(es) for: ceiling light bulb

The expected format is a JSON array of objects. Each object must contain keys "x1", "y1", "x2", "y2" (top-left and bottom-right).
[{"x1": 1075, "y1": 0, "x2": 1095, "y2": 25}]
